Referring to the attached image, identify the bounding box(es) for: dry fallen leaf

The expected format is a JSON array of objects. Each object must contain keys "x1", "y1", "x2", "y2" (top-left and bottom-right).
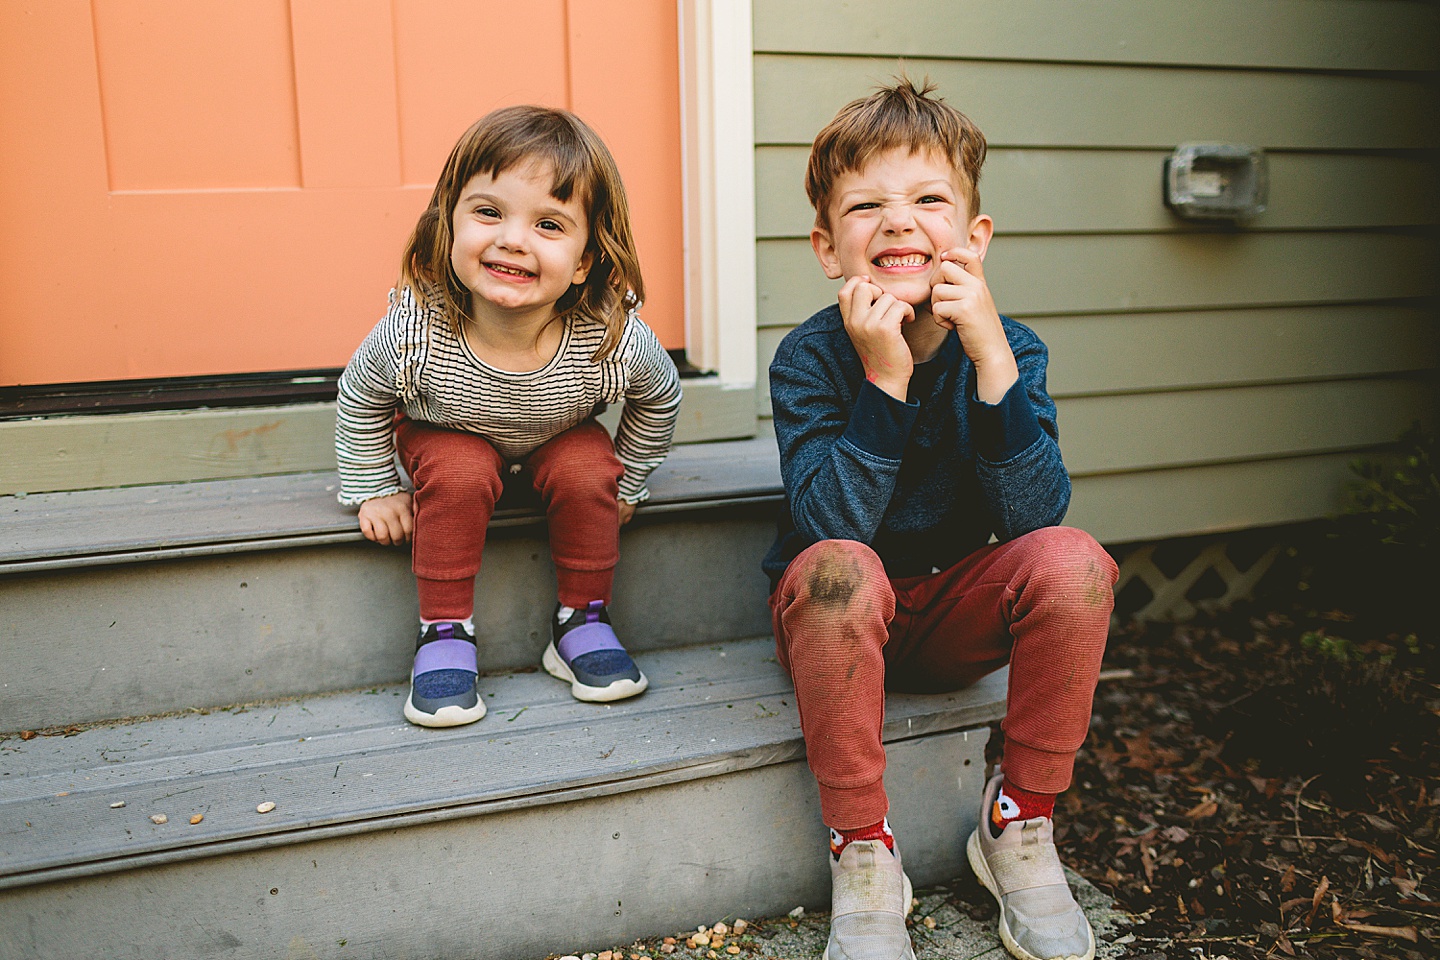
[{"x1": 189, "y1": 814, "x2": 203, "y2": 825}]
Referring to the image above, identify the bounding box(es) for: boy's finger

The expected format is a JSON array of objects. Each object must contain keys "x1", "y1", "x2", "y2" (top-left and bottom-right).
[{"x1": 944, "y1": 246, "x2": 986, "y2": 279}]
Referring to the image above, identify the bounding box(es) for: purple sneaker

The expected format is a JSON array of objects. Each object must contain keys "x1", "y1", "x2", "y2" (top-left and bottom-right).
[
  {"x1": 542, "y1": 601, "x2": 648, "y2": 702},
  {"x1": 403, "y1": 622, "x2": 485, "y2": 727}
]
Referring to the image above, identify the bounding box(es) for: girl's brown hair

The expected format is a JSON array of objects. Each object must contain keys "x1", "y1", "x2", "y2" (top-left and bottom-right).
[{"x1": 398, "y1": 105, "x2": 644, "y2": 361}]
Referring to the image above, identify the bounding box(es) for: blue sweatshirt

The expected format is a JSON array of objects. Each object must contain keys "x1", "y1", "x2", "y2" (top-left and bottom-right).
[{"x1": 762, "y1": 304, "x2": 1071, "y2": 587}]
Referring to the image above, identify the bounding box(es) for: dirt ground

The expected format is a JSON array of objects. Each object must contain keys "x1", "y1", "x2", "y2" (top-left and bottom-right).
[{"x1": 1022, "y1": 572, "x2": 1438, "y2": 959}]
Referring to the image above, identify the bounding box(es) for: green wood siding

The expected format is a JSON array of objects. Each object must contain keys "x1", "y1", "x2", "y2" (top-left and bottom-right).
[{"x1": 752, "y1": 0, "x2": 1440, "y2": 543}]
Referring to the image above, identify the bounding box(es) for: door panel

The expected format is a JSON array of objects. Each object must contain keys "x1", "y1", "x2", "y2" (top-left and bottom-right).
[{"x1": 0, "y1": 0, "x2": 684, "y2": 387}]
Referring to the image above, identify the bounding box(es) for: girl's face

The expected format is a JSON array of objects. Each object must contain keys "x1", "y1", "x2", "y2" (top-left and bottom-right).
[{"x1": 449, "y1": 161, "x2": 593, "y2": 321}]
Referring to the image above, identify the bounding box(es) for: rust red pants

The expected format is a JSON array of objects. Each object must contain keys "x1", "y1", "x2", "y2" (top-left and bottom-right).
[
  {"x1": 395, "y1": 417, "x2": 624, "y2": 620},
  {"x1": 769, "y1": 527, "x2": 1118, "y2": 829}
]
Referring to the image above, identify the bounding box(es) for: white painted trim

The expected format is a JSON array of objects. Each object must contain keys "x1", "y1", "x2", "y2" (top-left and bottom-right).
[{"x1": 678, "y1": 0, "x2": 757, "y2": 389}]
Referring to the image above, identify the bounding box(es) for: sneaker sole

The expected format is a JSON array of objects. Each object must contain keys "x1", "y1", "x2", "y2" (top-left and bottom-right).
[
  {"x1": 820, "y1": 869, "x2": 916, "y2": 960},
  {"x1": 542, "y1": 641, "x2": 648, "y2": 703},
  {"x1": 403, "y1": 691, "x2": 486, "y2": 728},
  {"x1": 966, "y1": 829, "x2": 1095, "y2": 960}
]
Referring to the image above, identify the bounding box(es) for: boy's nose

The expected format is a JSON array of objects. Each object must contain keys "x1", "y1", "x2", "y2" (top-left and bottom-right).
[{"x1": 881, "y1": 204, "x2": 914, "y2": 232}]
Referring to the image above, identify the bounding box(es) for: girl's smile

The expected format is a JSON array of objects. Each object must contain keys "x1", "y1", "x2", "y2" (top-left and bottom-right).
[{"x1": 450, "y1": 161, "x2": 592, "y2": 324}]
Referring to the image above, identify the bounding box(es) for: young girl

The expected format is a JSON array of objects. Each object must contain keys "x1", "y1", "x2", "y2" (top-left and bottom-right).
[{"x1": 335, "y1": 106, "x2": 682, "y2": 728}]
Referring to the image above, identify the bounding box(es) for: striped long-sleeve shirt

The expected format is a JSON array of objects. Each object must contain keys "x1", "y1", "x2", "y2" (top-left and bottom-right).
[{"x1": 335, "y1": 287, "x2": 682, "y2": 506}]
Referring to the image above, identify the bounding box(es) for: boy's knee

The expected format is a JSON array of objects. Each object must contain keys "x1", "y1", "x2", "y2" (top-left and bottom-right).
[
  {"x1": 1016, "y1": 526, "x2": 1118, "y2": 610},
  {"x1": 787, "y1": 540, "x2": 891, "y2": 614}
]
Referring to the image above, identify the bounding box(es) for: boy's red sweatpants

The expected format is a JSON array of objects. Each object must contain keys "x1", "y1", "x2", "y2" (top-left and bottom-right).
[
  {"x1": 395, "y1": 417, "x2": 624, "y2": 620},
  {"x1": 769, "y1": 527, "x2": 1118, "y2": 830}
]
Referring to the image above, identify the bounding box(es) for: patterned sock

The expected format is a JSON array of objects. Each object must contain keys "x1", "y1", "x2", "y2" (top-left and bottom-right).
[
  {"x1": 989, "y1": 779, "x2": 1056, "y2": 837},
  {"x1": 829, "y1": 818, "x2": 895, "y2": 861}
]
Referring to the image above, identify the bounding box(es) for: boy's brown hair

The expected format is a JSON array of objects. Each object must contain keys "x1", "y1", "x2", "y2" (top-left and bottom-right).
[
  {"x1": 398, "y1": 105, "x2": 644, "y2": 362},
  {"x1": 805, "y1": 75, "x2": 988, "y2": 226}
]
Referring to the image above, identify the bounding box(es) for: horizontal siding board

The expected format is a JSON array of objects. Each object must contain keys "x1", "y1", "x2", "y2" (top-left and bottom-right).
[
  {"x1": 757, "y1": 305, "x2": 1439, "y2": 401},
  {"x1": 753, "y1": 0, "x2": 1440, "y2": 72},
  {"x1": 1068, "y1": 452, "x2": 1359, "y2": 542},
  {"x1": 1034, "y1": 306, "x2": 1440, "y2": 397},
  {"x1": 753, "y1": 56, "x2": 1440, "y2": 150},
  {"x1": 757, "y1": 233, "x2": 1439, "y2": 327},
  {"x1": 1059, "y1": 377, "x2": 1438, "y2": 475},
  {"x1": 756, "y1": 146, "x2": 1440, "y2": 238}
]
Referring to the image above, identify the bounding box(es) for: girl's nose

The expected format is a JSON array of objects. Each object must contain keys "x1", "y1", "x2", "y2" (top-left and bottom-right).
[{"x1": 496, "y1": 221, "x2": 529, "y2": 251}]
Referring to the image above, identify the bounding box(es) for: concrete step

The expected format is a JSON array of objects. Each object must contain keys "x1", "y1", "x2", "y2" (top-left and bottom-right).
[
  {"x1": 0, "y1": 439, "x2": 783, "y2": 732},
  {"x1": 0, "y1": 637, "x2": 1008, "y2": 960}
]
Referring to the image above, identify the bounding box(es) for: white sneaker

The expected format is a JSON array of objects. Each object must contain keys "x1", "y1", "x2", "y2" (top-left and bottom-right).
[
  {"x1": 966, "y1": 775, "x2": 1095, "y2": 960},
  {"x1": 824, "y1": 839, "x2": 916, "y2": 960}
]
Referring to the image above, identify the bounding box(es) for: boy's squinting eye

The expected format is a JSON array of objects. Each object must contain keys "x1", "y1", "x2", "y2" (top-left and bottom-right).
[
  {"x1": 918, "y1": 195, "x2": 948, "y2": 205},
  {"x1": 845, "y1": 201, "x2": 880, "y2": 214}
]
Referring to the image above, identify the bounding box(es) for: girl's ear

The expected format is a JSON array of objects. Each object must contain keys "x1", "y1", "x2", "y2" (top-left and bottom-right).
[
  {"x1": 966, "y1": 213, "x2": 994, "y2": 262},
  {"x1": 811, "y1": 225, "x2": 845, "y2": 280},
  {"x1": 571, "y1": 249, "x2": 595, "y2": 286}
]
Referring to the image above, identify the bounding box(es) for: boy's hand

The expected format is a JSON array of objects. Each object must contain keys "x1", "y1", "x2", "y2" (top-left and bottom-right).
[
  {"x1": 358, "y1": 491, "x2": 414, "y2": 545},
  {"x1": 839, "y1": 274, "x2": 915, "y2": 401},
  {"x1": 931, "y1": 248, "x2": 1018, "y2": 403},
  {"x1": 618, "y1": 499, "x2": 637, "y2": 526}
]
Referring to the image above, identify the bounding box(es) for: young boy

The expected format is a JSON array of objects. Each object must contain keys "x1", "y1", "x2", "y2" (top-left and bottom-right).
[{"x1": 762, "y1": 78, "x2": 1119, "y2": 960}]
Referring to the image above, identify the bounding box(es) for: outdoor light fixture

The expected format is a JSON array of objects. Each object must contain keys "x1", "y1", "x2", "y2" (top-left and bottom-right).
[{"x1": 1163, "y1": 143, "x2": 1268, "y2": 221}]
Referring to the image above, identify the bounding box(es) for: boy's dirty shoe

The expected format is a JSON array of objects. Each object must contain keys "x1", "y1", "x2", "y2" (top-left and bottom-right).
[
  {"x1": 967, "y1": 775, "x2": 1095, "y2": 960},
  {"x1": 824, "y1": 839, "x2": 915, "y2": 960},
  {"x1": 543, "y1": 601, "x2": 648, "y2": 702},
  {"x1": 404, "y1": 622, "x2": 485, "y2": 728}
]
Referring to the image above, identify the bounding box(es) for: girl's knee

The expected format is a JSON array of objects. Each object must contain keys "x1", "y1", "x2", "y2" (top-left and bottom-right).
[{"x1": 414, "y1": 460, "x2": 504, "y2": 506}]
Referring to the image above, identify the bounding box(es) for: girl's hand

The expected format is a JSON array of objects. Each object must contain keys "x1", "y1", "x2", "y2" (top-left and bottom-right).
[
  {"x1": 618, "y1": 499, "x2": 637, "y2": 526},
  {"x1": 358, "y1": 492, "x2": 414, "y2": 545}
]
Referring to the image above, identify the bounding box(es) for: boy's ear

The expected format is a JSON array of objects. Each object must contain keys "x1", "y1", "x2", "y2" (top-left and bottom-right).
[
  {"x1": 810, "y1": 224, "x2": 845, "y2": 280},
  {"x1": 966, "y1": 213, "x2": 995, "y2": 262},
  {"x1": 571, "y1": 249, "x2": 595, "y2": 286}
]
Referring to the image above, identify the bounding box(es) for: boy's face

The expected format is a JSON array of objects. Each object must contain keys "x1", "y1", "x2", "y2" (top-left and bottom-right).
[{"x1": 811, "y1": 147, "x2": 992, "y2": 312}]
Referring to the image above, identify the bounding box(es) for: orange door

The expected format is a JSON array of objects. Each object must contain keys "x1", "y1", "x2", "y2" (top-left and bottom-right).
[{"x1": 0, "y1": 0, "x2": 685, "y2": 387}]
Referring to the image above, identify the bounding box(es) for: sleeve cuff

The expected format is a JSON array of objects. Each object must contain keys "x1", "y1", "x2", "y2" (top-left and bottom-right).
[
  {"x1": 842, "y1": 380, "x2": 919, "y2": 461},
  {"x1": 971, "y1": 378, "x2": 1043, "y2": 462}
]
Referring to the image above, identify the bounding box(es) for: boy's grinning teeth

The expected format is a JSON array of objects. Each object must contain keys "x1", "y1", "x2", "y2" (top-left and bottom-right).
[{"x1": 874, "y1": 254, "x2": 929, "y2": 268}]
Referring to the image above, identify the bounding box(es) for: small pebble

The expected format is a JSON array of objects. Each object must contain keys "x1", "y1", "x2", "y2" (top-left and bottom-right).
[
  {"x1": 190, "y1": 814, "x2": 204, "y2": 825},
  {"x1": 598, "y1": 952, "x2": 612, "y2": 960},
  {"x1": 923, "y1": 916, "x2": 936, "y2": 930},
  {"x1": 787, "y1": 906, "x2": 804, "y2": 919},
  {"x1": 150, "y1": 814, "x2": 167, "y2": 824},
  {"x1": 685, "y1": 940, "x2": 697, "y2": 950},
  {"x1": 110, "y1": 801, "x2": 126, "y2": 809},
  {"x1": 707, "y1": 952, "x2": 718, "y2": 960},
  {"x1": 732, "y1": 920, "x2": 747, "y2": 935},
  {"x1": 662, "y1": 938, "x2": 676, "y2": 946},
  {"x1": 725, "y1": 948, "x2": 740, "y2": 956},
  {"x1": 659, "y1": 946, "x2": 674, "y2": 955},
  {"x1": 911, "y1": 897, "x2": 920, "y2": 909},
  {"x1": 712, "y1": 923, "x2": 728, "y2": 936},
  {"x1": 692, "y1": 933, "x2": 710, "y2": 947},
  {"x1": 558, "y1": 956, "x2": 580, "y2": 960},
  {"x1": 19, "y1": 731, "x2": 35, "y2": 741},
  {"x1": 256, "y1": 801, "x2": 276, "y2": 814}
]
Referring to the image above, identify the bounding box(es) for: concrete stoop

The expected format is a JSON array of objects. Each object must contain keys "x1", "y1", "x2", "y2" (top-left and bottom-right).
[
  {"x1": 0, "y1": 437, "x2": 1017, "y2": 958},
  {"x1": 0, "y1": 640, "x2": 1007, "y2": 959}
]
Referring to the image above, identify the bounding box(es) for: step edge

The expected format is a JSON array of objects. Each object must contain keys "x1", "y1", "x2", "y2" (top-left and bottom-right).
[{"x1": 0, "y1": 696, "x2": 1006, "y2": 889}]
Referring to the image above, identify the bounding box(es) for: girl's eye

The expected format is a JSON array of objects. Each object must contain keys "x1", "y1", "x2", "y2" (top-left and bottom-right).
[
  {"x1": 475, "y1": 205, "x2": 500, "y2": 219},
  {"x1": 537, "y1": 219, "x2": 563, "y2": 232}
]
